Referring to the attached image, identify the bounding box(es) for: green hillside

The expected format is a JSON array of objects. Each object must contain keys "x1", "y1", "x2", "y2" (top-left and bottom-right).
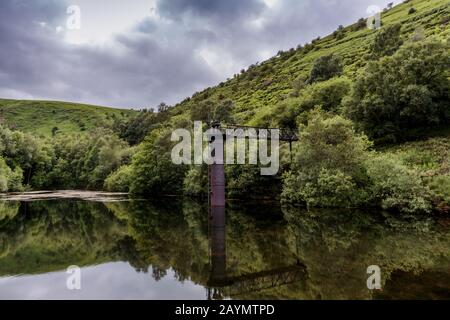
[
  {"x1": 0, "y1": 99, "x2": 137, "y2": 136},
  {"x1": 169, "y1": 0, "x2": 448, "y2": 126},
  {"x1": 107, "y1": 0, "x2": 449, "y2": 213},
  {"x1": 0, "y1": 0, "x2": 448, "y2": 213}
]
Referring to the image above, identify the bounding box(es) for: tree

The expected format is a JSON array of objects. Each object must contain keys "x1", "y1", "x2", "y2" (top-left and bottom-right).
[
  {"x1": 282, "y1": 110, "x2": 372, "y2": 207},
  {"x1": 129, "y1": 128, "x2": 187, "y2": 196},
  {"x1": 308, "y1": 54, "x2": 343, "y2": 83},
  {"x1": 354, "y1": 18, "x2": 367, "y2": 31},
  {"x1": 0, "y1": 157, "x2": 23, "y2": 192},
  {"x1": 345, "y1": 39, "x2": 450, "y2": 142},
  {"x1": 370, "y1": 23, "x2": 403, "y2": 59},
  {"x1": 52, "y1": 127, "x2": 59, "y2": 137}
]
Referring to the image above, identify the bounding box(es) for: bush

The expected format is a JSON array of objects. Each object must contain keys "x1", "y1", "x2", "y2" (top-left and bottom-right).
[
  {"x1": 183, "y1": 166, "x2": 207, "y2": 196},
  {"x1": 345, "y1": 39, "x2": 450, "y2": 142},
  {"x1": 253, "y1": 76, "x2": 351, "y2": 129},
  {"x1": 370, "y1": 23, "x2": 403, "y2": 58},
  {"x1": 429, "y1": 175, "x2": 450, "y2": 205},
  {"x1": 365, "y1": 154, "x2": 431, "y2": 213},
  {"x1": 354, "y1": 18, "x2": 367, "y2": 31},
  {"x1": 281, "y1": 111, "x2": 433, "y2": 213},
  {"x1": 309, "y1": 54, "x2": 343, "y2": 83},
  {"x1": 408, "y1": 7, "x2": 417, "y2": 15},
  {"x1": 104, "y1": 165, "x2": 133, "y2": 192},
  {"x1": 129, "y1": 129, "x2": 187, "y2": 196},
  {"x1": 0, "y1": 157, "x2": 23, "y2": 192},
  {"x1": 281, "y1": 111, "x2": 372, "y2": 207}
]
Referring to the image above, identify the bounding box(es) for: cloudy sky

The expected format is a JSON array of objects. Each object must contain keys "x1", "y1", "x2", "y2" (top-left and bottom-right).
[{"x1": 0, "y1": 0, "x2": 399, "y2": 109}]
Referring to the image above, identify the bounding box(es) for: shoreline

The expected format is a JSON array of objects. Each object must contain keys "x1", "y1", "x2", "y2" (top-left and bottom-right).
[{"x1": 0, "y1": 190, "x2": 129, "y2": 202}]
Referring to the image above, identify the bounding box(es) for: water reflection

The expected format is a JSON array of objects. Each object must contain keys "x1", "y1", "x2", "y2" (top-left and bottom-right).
[
  {"x1": 207, "y1": 206, "x2": 307, "y2": 299},
  {"x1": 0, "y1": 199, "x2": 449, "y2": 299}
]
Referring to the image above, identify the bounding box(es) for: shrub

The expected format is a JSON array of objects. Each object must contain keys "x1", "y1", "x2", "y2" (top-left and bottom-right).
[
  {"x1": 365, "y1": 154, "x2": 431, "y2": 213},
  {"x1": 408, "y1": 7, "x2": 417, "y2": 14},
  {"x1": 309, "y1": 54, "x2": 343, "y2": 83},
  {"x1": 429, "y1": 175, "x2": 450, "y2": 204},
  {"x1": 129, "y1": 129, "x2": 187, "y2": 196},
  {"x1": 0, "y1": 157, "x2": 23, "y2": 192},
  {"x1": 183, "y1": 166, "x2": 207, "y2": 196},
  {"x1": 254, "y1": 76, "x2": 351, "y2": 129},
  {"x1": 345, "y1": 39, "x2": 450, "y2": 142},
  {"x1": 354, "y1": 18, "x2": 367, "y2": 31},
  {"x1": 104, "y1": 165, "x2": 133, "y2": 192},
  {"x1": 281, "y1": 111, "x2": 372, "y2": 207},
  {"x1": 370, "y1": 23, "x2": 403, "y2": 58}
]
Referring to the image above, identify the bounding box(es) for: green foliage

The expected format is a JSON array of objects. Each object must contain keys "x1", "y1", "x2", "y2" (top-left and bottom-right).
[
  {"x1": 129, "y1": 128, "x2": 187, "y2": 196},
  {"x1": 43, "y1": 129, "x2": 133, "y2": 190},
  {"x1": 353, "y1": 18, "x2": 367, "y2": 31},
  {"x1": 370, "y1": 23, "x2": 403, "y2": 58},
  {"x1": 429, "y1": 175, "x2": 450, "y2": 204},
  {"x1": 309, "y1": 54, "x2": 343, "y2": 83},
  {"x1": 190, "y1": 99, "x2": 235, "y2": 124},
  {"x1": 116, "y1": 108, "x2": 173, "y2": 145},
  {"x1": 183, "y1": 166, "x2": 208, "y2": 196},
  {"x1": 365, "y1": 153, "x2": 431, "y2": 213},
  {"x1": 345, "y1": 39, "x2": 450, "y2": 142},
  {"x1": 282, "y1": 111, "x2": 372, "y2": 207},
  {"x1": 0, "y1": 157, "x2": 23, "y2": 192},
  {"x1": 409, "y1": 7, "x2": 417, "y2": 14},
  {"x1": 253, "y1": 77, "x2": 351, "y2": 128},
  {"x1": 104, "y1": 165, "x2": 134, "y2": 192},
  {"x1": 0, "y1": 125, "x2": 133, "y2": 191},
  {"x1": 282, "y1": 111, "x2": 432, "y2": 213}
]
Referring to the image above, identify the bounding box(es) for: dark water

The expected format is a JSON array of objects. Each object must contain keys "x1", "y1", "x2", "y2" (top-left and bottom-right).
[{"x1": 0, "y1": 198, "x2": 449, "y2": 300}]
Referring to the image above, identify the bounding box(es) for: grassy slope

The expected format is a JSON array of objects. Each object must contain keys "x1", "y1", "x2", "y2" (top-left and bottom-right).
[
  {"x1": 0, "y1": 99, "x2": 137, "y2": 136},
  {"x1": 170, "y1": 0, "x2": 449, "y2": 125}
]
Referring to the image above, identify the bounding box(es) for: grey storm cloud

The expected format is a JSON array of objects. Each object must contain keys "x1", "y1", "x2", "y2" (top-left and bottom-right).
[
  {"x1": 156, "y1": 0, "x2": 266, "y2": 21},
  {"x1": 0, "y1": 0, "x2": 397, "y2": 108}
]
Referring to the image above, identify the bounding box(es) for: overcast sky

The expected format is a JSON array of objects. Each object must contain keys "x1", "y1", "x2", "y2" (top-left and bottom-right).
[{"x1": 0, "y1": 0, "x2": 399, "y2": 109}]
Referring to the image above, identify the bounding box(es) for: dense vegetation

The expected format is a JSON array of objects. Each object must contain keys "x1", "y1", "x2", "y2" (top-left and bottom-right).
[
  {"x1": 0, "y1": 0, "x2": 449, "y2": 214},
  {"x1": 0, "y1": 126, "x2": 134, "y2": 191}
]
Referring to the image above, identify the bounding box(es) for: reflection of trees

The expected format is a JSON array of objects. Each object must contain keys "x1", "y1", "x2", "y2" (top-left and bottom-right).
[
  {"x1": 0, "y1": 199, "x2": 449, "y2": 299},
  {"x1": 282, "y1": 206, "x2": 450, "y2": 299},
  {"x1": 0, "y1": 200, "x2": 130, "y2": 275}
]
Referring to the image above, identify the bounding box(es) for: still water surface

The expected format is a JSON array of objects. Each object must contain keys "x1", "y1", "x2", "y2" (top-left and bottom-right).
[{"x1": 0, "y1": 195, "x2": 449, "y2": 300}]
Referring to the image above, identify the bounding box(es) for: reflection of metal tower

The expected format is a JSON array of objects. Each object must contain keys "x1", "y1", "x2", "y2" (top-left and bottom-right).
[{"x1": 206, "y1": 212, "x2": 307, "y2": 300}]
